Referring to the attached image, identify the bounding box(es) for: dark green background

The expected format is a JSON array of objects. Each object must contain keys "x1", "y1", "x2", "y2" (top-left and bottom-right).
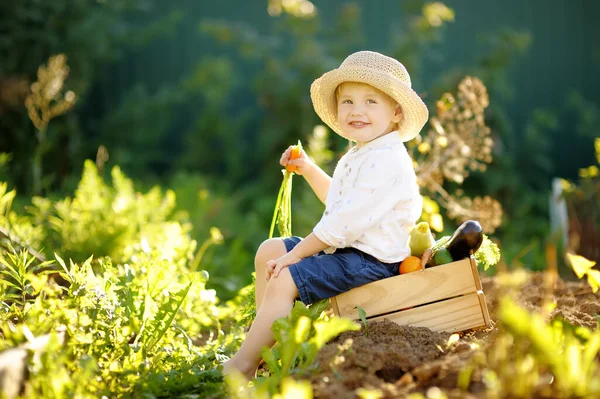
[{"x1": 85, "y1": 0, "x2": 600, "y2": 180}]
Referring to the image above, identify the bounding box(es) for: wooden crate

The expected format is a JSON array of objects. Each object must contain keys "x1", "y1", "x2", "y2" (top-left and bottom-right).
[{"x1": 329, "y1": 256, "x2": 491, "y2": 333}]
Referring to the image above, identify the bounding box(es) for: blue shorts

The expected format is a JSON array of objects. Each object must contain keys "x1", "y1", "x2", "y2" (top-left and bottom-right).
[{"x1": 284, "y1": 236, "x2": 400, "y2": 305}]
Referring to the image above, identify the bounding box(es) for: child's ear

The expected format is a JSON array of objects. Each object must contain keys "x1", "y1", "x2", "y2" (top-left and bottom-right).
[{"x1": 392, "y1": 104, "x2": 403, "y2": 122}]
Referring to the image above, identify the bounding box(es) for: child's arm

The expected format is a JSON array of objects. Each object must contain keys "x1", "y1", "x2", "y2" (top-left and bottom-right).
[
  {"x1": 302, "y1": 165, "x2": 331, "y2": 204},
  {"x1": 266, "y1": 233, "x2": 329, "y2": 280},
  {"x1": 281, "y1": 146, "x2": 331, "y2": 204}
]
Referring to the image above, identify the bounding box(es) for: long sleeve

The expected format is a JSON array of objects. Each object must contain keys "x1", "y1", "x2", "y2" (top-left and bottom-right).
[{"x1": 313, "y1": 154, "x2": 417, "y2": 248}]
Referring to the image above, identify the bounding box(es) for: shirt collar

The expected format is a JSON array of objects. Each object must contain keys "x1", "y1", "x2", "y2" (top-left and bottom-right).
[{"x1": 354, "y1": 131, "x2": 403, "y2": 152}]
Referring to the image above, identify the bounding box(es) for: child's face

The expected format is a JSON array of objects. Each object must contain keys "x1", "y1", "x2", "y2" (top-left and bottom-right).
[{"x1": 336, "y1": 82, "x2": 402, "y2": 146}]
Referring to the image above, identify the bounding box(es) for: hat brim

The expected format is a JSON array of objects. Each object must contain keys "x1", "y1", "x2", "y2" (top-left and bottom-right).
[{"x1": 310, "y1": 66, "x2": 429, "y2": 142}]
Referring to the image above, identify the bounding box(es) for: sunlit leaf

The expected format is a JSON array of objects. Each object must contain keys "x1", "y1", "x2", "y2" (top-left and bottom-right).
[
  {"x1": 586, "y1": 269, "x2": 600, "y2": 293},
  {"x1": 446, "y1": 333, "x2": 460, "y2": 349},
  {"x1": 140, "y1": 282, "x2": 192, "y2": 352},
  {"x1": 312, "y1": 318, "x2": 360, "y2": 348},
  {"x1": 566, "y1": 253, "x2": 596, "y2": 278},
  {"x1": 357, "y1": 387, "x2": 383, "y2": 399},
  {"x1": 54, "y1": 253, "x2": 73, "y2": 283},
  {"x1": 582, "y1": 331, "x2": 600, "y2": 375},
  {"x1": 295, "y1": 316, "x2": 311, "y2": 344},
  {"x1": 273, "y1": 377, "x2": 313, "y2": 399}
]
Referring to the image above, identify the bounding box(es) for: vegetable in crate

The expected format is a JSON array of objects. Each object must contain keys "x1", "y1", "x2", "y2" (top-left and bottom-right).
[
  {"x1": 445, "y1": 220, "x2": 483, "y2": 261},
  {"x1": 422, "y1": 235, "x2": 450, "y2": 266},
  {"x1": 399, "y1": 255, "x2": 423, "y2": 274},
  {"x1": 408, "y1": 222, "x2": 435, "y2": 257},
  {"x1": 431, "y1": 246, "x2": 453, "y2": 266},
  {"x1": 423, "y1": 220, "x2": 484, "y2": 266}
]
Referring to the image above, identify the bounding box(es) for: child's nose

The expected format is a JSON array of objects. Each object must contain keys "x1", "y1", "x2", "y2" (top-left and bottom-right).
[{"x1": 350, "y1": 105, "x2": 365, "y2": 116}]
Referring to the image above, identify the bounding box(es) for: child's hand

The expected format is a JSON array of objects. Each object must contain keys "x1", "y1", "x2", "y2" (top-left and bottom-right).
[
  {"x1": 266, "y1": 252, "x2": 302, "y2": 280},
  {"x1": 280, "y1": 145, "x2": 313, "y2": 176}
]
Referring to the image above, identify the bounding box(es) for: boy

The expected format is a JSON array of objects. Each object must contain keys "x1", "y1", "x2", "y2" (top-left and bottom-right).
[{"x1": 222, "y1": 51, "x2": 429, "y2": 379}]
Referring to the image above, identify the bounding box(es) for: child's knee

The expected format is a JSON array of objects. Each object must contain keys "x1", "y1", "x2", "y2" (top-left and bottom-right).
[
  {"x1": 265, "y1": 268, "x2": 298, "y2": 300},
  {"x1": 255, "y1": 238, "x2": 287, "y2": 269}
]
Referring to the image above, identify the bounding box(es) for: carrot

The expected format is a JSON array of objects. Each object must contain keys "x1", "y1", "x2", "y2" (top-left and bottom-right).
[
  {"x1": 269, "y1": 141, "x2": 303, "y2": 238},
  {"x1": 285, "y1": 140, "x2": 303, "y2": 173}
]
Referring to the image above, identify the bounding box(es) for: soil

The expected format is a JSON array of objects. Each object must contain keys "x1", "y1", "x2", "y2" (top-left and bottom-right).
[{"x1": 309, "y1": 272, "x2": 600, "y2": 398}]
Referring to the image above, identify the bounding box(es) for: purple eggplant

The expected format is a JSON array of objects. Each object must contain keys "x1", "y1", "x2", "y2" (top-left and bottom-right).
[{"x1": 446, "y1": 220, "x2": 483, "y2": 261}]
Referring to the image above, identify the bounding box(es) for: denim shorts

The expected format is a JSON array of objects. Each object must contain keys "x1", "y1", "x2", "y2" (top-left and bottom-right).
[{"x1": 284, "y1": 236, "x2": 400, "y2": 305}]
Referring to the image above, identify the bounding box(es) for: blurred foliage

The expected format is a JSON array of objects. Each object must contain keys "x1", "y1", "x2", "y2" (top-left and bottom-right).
[
  {"x1": 461, "y1": 296, "x2": 600, "y2": 398},
  {"x1": 562, "y1": 137, "x2": 600, "y2": 264},
  {"x1": 0, "y1": 169, "x2": 257, "y2": 397},
  {"x1": 267, "y1": 0, "x2": 316, "y2": 18},
  {"x1": 412, "y1": 76, "x2": 502, "y2": 233},
  {"x1": 0, "y1": 0, "x2": 184, "y2": 195},
  {"x1": 429, "y1": 27, "x2": 581, "y2": 270},
  {"x1": 25, "y1": 54, "x2": 77, "y2": 196},
  {"x1": 24, "y1": 160, "x2": 196, "y2": 265}
]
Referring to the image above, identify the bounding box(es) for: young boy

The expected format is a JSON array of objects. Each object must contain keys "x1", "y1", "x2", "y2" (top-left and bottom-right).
[{"x1": 222, "y1": 50, "x2": 429, "y2": 379}]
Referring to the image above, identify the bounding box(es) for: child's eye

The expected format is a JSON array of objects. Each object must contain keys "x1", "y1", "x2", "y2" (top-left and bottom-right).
[
  {"x1": 366, "y1": 99, "x2": 377, "y2": 104},
  {"x1": 341, "y1": 99, "x2": 352, "y2": 104}
]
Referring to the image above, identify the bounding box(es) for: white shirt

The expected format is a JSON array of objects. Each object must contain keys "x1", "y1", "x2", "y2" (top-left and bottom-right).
[{"x1": 313, "y1": 132, "x2": 423, "y2": 263}]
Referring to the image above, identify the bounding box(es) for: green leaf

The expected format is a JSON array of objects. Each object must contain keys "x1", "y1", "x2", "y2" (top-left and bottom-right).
[
  {"x1": 356, "y1": 306, "x2": 368, "y2": 334},
  {"x1": 271, "y1": 169, "x2": 295, "y2": 239},
  {"x1": 54, "y1": 253, "x2": 73, "y2": 283},
  {"x1": 307, "y1": 299, "x2": 329, "y2": 320},
  {"x1": 269, "y1": 172, "x2": 287, "y2": 239},
  {"x1": 289, "y1": 301, "x2": 310, "y2": 323},
  {"x1": 261, "y1": 346, "x2": 280, "y2": 373},
  {"x1": 474, "y1": 235, "x2": 501, "y2": 270},
  {"x1": 357, "y1": 306, "x2": 367, "y2": 324},
  {"x1": 141, "y1": 282, "x2": 192, "y2": 352},
  {"x1": 0, "y1": 261, "x2": 22, "y2": 285},
  {"x1": 0, "y1": 279, "x2": 21, "y2": 290}
]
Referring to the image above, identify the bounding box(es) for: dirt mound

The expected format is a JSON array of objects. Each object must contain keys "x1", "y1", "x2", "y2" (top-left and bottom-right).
[{"x1": 311, "y1": 272, "x2": 600, "y2": 398}]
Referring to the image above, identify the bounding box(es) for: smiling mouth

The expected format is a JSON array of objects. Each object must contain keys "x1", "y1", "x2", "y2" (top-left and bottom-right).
[{"x1": 349, "y1": 121, "x2": 370, "y2": 128}]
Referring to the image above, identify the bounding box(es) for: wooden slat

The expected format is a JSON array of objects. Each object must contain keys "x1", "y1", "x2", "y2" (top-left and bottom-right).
[
  {"x1": 469, "y1": 256, "x2": 483, "y2": 291},
  {"x1": 334, "y1": 258, "x2": 478, "y2": 319},
  {"x1": 477, "y1": 290, "x2": 492, "y2": 327},
  {"x1": 368, "y1": 292, "x2": 486, "y2": 333}
]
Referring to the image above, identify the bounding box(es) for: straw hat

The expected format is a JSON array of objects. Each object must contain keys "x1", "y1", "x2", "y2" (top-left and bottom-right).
[{"x1": 310, "y1": 51, "x2": 429, "y2": 142}]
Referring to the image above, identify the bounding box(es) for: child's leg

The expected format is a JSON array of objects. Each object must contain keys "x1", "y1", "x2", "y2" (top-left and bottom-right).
[
  {"x1": 222, "y1": 267, "x2": 299, "y2": 379},
  {"x1": 254, "y1": 238, "x2": 287, "y2": 308}
]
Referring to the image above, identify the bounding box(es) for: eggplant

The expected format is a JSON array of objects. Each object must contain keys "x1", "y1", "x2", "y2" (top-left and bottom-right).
[{"x1": 445, "y1": 220, "x2": 483, "y2": 261}]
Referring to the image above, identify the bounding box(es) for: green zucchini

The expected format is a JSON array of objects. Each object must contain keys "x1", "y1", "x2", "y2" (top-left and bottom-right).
[{"x1": 431, "y1": 247, "x2": 453, "y2": 266}]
